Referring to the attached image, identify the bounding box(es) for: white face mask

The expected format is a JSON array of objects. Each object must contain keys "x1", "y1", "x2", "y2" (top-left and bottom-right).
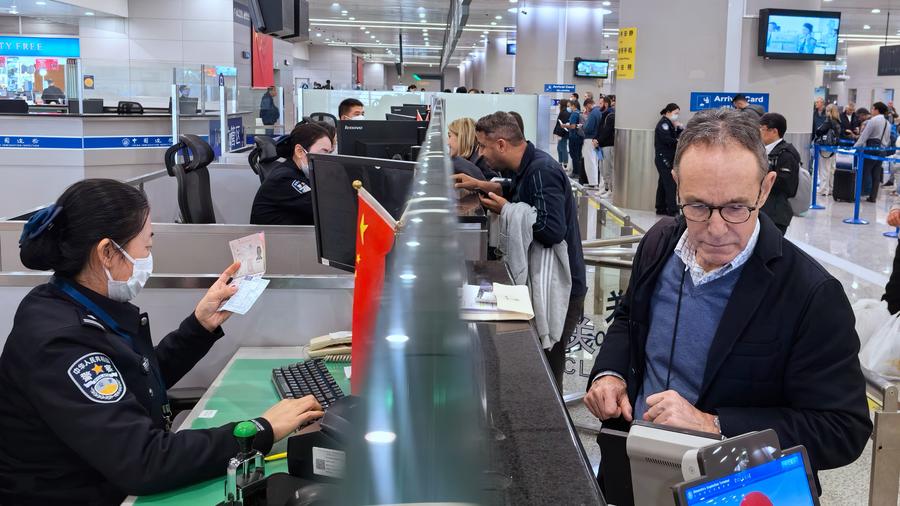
[
  {"x1": 671, "y1": 113, "x2": 679, "y2": 121},
  {"x1": 105, "y1": 241, "x2": 153, "y2": 302},
  {"x1": 350, "y1": 115, "x2": 366, "y2": 121}
]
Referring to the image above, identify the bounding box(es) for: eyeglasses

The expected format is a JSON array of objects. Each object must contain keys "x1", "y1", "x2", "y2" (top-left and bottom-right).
[{"x1": 678, "y1": 183, "x2": 763, "y2": 224}]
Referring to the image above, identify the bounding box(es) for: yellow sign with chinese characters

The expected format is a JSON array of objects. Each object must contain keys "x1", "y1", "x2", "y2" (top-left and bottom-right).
[{"x1": 617, "y1": 27, "x2": 637, "y2": 80}]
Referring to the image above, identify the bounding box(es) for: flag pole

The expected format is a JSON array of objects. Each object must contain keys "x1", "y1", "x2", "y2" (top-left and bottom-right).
[{"x1": 353, "y1": 180, "x2": 362, "y2": 191}]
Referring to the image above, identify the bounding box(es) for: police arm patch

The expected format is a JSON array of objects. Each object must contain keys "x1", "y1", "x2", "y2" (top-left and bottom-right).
[
  {"x1": 68, "y1": 352, "x2": 127, "y2": 403},
  {"x1": 292, "y1": 180, "x2": 311, "y2": 195}
]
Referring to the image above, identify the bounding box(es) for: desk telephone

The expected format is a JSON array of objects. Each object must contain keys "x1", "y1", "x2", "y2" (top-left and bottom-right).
[{"x1": 308, "y1": 331, "x2": 352, "y2": 361}]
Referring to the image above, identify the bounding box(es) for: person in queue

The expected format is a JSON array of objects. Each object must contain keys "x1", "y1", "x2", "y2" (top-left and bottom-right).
[
  {"x1": 732, "y1": 94, "x2": 764, "y2": 120},
  {"x1": 554, "y1": 98, "x2": 571, "y2": 172},
  {"x1": 338, "y1": 98, "x2": 365, "y2": 120},
  {"x1": 448, "y1": 117, "x2": 487, "y2": 180},
  {"x1": 449, "y1": 117, "x2": 497, "y2": 179},
  {"x1": 583, "y1": 108, "x2": 871, "y2": 492},
  {"x1": 563, "y1": 100, "x2": 587, "y2": 184},
  {"x1": 250, "y1": 123, "x2": 333, "y2": 225},
  {"x1": 814, "y1": 103, "x2": 842, "y2": 197},
  {"x1": 841, "y1": 102, "x2": 860, "y2": 141},
  {"x1": 452, "y1": 112, "x2": 586, "y2": 389},
  {"x1": 758, "y1": 112, "x2": 800, "y2": 235},
  {"x1": 855, "y1": 101, "x2": 892, "y2": 203},
  {"x1": 0, "y1": 180, "x2": 324, "y2": 505},
  {"x1": 655, "y1": 103, "x2": 683, "y2": 216}
]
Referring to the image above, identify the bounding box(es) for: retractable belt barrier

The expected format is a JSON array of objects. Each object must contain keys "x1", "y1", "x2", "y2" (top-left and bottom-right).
[{"x1": 812, "y1": 143, "x2": 900, "y2": 226}]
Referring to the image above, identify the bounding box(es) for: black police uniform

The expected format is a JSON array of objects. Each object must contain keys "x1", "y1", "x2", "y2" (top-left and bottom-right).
[
  {"x1": 250, "y1": 159, "x2": 314, "y2": 225},
  {"x1": 654, "y1": 116, "x2": 682, "y2": 216},
  {"x1": 0, "y1": 278, "x2": 274, "y2": 505}
]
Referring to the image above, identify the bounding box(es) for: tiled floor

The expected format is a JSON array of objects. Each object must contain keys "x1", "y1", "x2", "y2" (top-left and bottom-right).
[{"x1": 566, "y1": 189, "x2": 900, "y2": 505}]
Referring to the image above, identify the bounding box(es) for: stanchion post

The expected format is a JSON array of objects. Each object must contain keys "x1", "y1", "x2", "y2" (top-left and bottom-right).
[
  {"x1": 884, "y1": 227, "x2": 900, "y2": 238},
  {"x1": 844, "y1": 148, "x2": 870, "y2": 225},
  {"x1": 811, "y1": 143, "x2": 826, "y2": 210}
]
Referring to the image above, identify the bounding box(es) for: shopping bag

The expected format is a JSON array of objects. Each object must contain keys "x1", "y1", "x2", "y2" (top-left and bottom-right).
[
  {"x1": 852, "y1": 298, "x2": 890, "y2": 350},
  {"x1": 859, "y1": 312, "x2": 900, "y2": 380}
]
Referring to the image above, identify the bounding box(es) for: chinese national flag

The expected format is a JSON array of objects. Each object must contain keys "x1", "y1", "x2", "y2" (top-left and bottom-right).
[{"x1": 351, "y1": 186, "x2": 397, "y2": 392}]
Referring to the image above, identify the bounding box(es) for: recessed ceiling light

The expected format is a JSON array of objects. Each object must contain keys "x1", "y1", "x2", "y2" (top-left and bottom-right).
[
  {"x1": 510, "y1": 0, "x2": 517, "y2": 3},
  {"x1": 508, "y1": 7, "x2": 517, "y2": 12},
  {"x1": 348, "y1": 17, "x2": 355, "y2": 20},
  {"x1": 332, "y1": 2, "x2": 339, "y2": 7},
  {"x1": 495, "y1": 15, "x2": 502, "y2": 19},
  {"x1": 490, "y1": 21, "x2": 497, "y2": 25},
  {"x1": 365, "y1": 31, "x2": 370, "y2": 34},
  {"x1": 371, "y1": 35, "x2": 375, "y2": 38},
  {"x1": 420, "y1": 19, "x2": 427, "y2": 23},
  {"x1": 602, "y1": 0, "x2": 611, "y2": 5},
  {"x1": 316, "y1": 33, "x2": 322, "y2": 37},
  {"x1": 85, "y1": 11, "x2": 94, "y2": 15},
  {"x1": 483, "y1": 30, "x2": 489, "y2": 34},
  {"x1": 376, "y1": 39, "x2": 380, "y2": 43},
  {"x1": 419, "y1": 12, "x2": 426, "y2": 18},
  {"x1": 36, "y1": 1, "x2": 46, "y2": 4},
  {"x1": 603, "y1": 34, "x2": 609, "y2": 38},
  {"x1": 341, "y1": 10, "x2": 347, "y2": 15},
  {"x1": 872, "y1": 8, "x2": 881, "y2": 13},
  {"x1": 360, "y1": 26, "x2": 366, "y2": 30},
  {"x1": 864, "y1": 24, "x2": 872, "y2": 29}
]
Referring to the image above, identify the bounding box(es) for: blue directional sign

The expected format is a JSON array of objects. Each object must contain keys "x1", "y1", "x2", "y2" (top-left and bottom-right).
[
  {"x1": 83, "y1": 136, "x2": 175, "y2": 149},
  {"x1": 0, "y1": 135, "x2": 190, "y2": 150},
  {"x1": 690, "y1": 92, "x2": 770, "y2": 112},
  {"x1": 544, "y1": 83, "x2": 577, "y2": 93},
  {"x1": 0, "y1": 136, "x2": 81, "y2": 149}
]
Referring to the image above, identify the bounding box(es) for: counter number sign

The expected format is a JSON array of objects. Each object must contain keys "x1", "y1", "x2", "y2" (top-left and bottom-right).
[
  {"x1": 617, "y1": 27, "x2": 637, "y2": 80},
  {"x1": 83, "y1": 75, "x2": 95, "y2": 90}
]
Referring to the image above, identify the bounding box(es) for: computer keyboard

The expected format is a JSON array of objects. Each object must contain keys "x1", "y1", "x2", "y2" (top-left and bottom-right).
[{"x1": 272, "y1": 359, "x2": 345, "y2": 408}]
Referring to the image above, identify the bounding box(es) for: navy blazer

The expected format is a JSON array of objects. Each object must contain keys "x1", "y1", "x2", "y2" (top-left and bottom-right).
[{"x1": 589, "y1": 214, "x2": 872, "y2": 482}]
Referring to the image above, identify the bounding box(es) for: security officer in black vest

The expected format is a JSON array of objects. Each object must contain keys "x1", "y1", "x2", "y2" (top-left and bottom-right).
[
  {"x1": 250, "y1": 123, "x2": 334, "y2": 225},
  {"x1": 0, "y1": 179, "x2": 323, "y2": 505},
  {"x1": 655, "y1": 103, "x2": 684, "y2": 216}
]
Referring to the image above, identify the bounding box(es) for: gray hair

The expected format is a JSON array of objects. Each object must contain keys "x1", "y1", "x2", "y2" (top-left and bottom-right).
[
  {"x1": 475, "y1": 111, "x2": 525, "y2": 145},
  {"x1": 673, "y1": 108, "x2": 768, "y2": 179}
]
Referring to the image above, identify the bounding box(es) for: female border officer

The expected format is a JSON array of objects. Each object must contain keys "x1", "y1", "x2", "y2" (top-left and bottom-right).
[
  {"x1": 0, "y1": 179, "x2": 324, "y2": 505},
  {"x1": 654, "y1": 102, "x2": 684, "y2": 216}
]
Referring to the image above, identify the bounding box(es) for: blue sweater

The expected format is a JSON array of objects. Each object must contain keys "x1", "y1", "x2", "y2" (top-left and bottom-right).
[{"x1": 634, "y1": 253, "x2": 744, "y2": 420}]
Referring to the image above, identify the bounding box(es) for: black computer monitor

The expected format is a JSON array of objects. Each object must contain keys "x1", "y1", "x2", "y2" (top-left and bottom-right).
[
  {"x1": 390, "y1": 104, "x2": 428, "y2": 117},
  {"x1": 308, "y1": 153, "x2": 416, "y2": 272},
  {"x1": 336, "y1": 119, "x2": 429, "y2": 161},
  {"x1": 386, "y1": 113, "x2": 417, "y2": 121}
]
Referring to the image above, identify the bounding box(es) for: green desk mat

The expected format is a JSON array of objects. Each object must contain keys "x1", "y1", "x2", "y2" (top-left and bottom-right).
[{"x1": 133, "y1": 358, "x2": 350, "y2": 505}]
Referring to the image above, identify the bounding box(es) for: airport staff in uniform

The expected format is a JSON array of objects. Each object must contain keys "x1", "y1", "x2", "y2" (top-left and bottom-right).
[
  {"x1": 655, "y1": 103, "x2": 683, "y2": 216},
  {"x1": 250, "y1": 123, "x2": 334, "y2": 225},
  {"x1": 0, "y1": 179, "x2": 324, "y2": 505}
]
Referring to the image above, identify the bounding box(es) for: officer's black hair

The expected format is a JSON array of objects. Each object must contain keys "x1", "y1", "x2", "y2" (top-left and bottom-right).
[
  {"x1": 338, "y1": 98, "x2": 364, "y2": 118},
  {"x1": 759, "y1": 112, "x2": 788, "y2": 139},
  {"x1": 20, "y1": 179, "x2": 150, "y2": 277},
  {"x1": 660, "y1": 103, "x2": 680, "y2": 115},
  {"x1": 289, "y1": 123, "x2": 331, "y2": 157}
]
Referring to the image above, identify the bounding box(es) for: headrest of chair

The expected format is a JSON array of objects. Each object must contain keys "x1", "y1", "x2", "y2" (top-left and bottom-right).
[
  {"x1": 179, "y1": 134, "x2": 214, "y2": 171},
  {"x1": 253, "y1": 136, "x2": 279, "y2": 163},
  {"x1": 309, "y1": 112, "x2": 337, "y2": 127},
  {"x1": 116, "y1": 101, "x2": 143, "y2": 115}
]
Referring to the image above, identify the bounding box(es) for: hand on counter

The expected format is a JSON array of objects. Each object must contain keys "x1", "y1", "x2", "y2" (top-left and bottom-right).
[
  {"x1": 643, "y1": 390, "x2": 719, "y2": 434},
  {"x1": 194, "y1": 261, "x2": 241, "y2": 332},
  {"x1": 584, "y1": 375, "x2": 633, "y2": 422},
  {"x1": 888, "y1": 208, "x2": 900, "y2": 227},
  {"x1": 263, "y1": 396, "x2": 325, "y2": 441}
]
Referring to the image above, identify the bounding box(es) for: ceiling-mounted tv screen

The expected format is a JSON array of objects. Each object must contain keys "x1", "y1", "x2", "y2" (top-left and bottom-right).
[
  {"x1": 758, "y1": 8, "x2": 840, "y2": 61},
  {"x1": 574, "y1": 58, "x2": 609, "y2": 78}
]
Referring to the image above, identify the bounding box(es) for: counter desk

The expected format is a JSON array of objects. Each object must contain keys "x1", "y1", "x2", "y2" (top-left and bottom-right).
[
  {"x1": 124, "y1": 261, "x2": 604, "y2": 505},
  {"x1": 0, "y1": 111, "x2": 255, "y2": 217}
]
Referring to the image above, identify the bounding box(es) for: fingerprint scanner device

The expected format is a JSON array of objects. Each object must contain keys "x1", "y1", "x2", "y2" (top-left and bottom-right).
[
  {"x1": 287, "y1": 396, "x2": 360, "y2": 483},
  {"x1": 673, "y1": 445, "x2": 820, "y2": 506},
  {"x1": 218, "y1": 421, "x2": 266, "y2": 506},
  {"x1": 626, "y1": 421, "x2": 724, "y2": 506}
]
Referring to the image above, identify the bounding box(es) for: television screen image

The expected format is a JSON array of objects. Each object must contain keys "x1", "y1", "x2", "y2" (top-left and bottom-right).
[
  {"x1": 574, "y1": 59, "x2": 609, "y2": 78},
  {"x1": 759, "y1": 9, "x2": 840, "y2": 60},
  {"x1": 506, "y1": 42, "x2": 516, "y2": 55}
]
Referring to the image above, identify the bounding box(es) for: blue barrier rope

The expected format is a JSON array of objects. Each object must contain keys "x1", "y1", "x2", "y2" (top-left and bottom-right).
[{"x1": 813, "y1": 143, "x2": 897, "y2": 226}]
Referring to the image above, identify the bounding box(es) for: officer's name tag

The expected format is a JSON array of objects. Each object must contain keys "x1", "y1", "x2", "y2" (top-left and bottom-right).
[
  {"x1": 292, "y1": 180, "x2": 311, "y2": 195},
  {"x1": 68, "y1": 352, "x2": 126, "y2": 403}
]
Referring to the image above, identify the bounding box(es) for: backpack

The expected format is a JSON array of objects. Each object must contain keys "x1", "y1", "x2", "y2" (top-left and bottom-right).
[{"x1": 790, "y1": 168, "x2": 812, "y2": 217}]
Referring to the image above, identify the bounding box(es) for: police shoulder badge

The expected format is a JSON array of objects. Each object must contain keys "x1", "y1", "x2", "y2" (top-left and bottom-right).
[
  {"x1": 662, "y1": 123, "x2": 670, "y2": 131},
  {"x1": 292, "y1": 180, "x2": 311, "y2": 195},
  {"x1": 68, "y1": 352, "x2": 126, "y2": 403}
]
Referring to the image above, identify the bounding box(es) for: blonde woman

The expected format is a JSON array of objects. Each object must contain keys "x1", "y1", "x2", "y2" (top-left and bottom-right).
[
  {"x1": 448, "y1": 117, "x2": 496, "y2": 179},
  {"x1": 814, "y1": 103, "x2": 841, "y2": 196}
]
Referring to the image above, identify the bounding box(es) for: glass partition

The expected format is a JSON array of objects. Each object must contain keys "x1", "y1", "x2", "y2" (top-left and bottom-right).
[
  {"x1": 81, "y1": 60, "x2": 181, "y2": 109},
  {"x1": 239, "y1": 86, "x2": 286, "y2": 139}
]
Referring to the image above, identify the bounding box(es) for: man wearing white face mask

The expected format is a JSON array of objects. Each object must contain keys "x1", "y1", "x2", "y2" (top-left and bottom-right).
[
  {"x1": 0, "y1": 179, "x2": 325, "y2": 505},
  {"x1": 251, "y1": 123, "x2": 334, "y2": 225},
  {"x1": 338, "y1": 97, "x2": 365, "y2": 121}
]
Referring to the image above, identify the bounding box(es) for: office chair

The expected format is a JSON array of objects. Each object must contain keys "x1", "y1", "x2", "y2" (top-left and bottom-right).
[
  {"x1": 116, "y1": 101, "x2": 143, "y2": 115},
  {"x1": 0, "y1": 99, "x2": 29, "y2": 114},
  {"x1": 248, "y1": 135, "x2": 286, "y2": 183},
  {"x1": 164, "y1": 134, "x2": 216, "y2": 224},
  {"x1": 308, "y1": 112, "x2": 337, "y2": 129}
]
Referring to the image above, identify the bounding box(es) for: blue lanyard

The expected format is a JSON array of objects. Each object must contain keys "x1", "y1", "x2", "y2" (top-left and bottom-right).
[{"x1": 52, "y1": 278, "x2": 171, "y2": 411}]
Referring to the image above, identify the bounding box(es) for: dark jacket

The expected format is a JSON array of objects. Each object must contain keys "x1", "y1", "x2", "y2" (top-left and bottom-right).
[
  {"x1": 596, "y1": 109, "x2": 616, "y2": 148},
  {"x1": 760, "y1": 139, "x2": 801, "y2": 229},
  {"x1": 554, "y1": 110, "x2": 569, "y2": 137},
  {"x1": 0, "y1": 279, "x2": 274, "y2": 505},
  {"x1": 840, "y1": 112, "x2": 859, "y2": 140},
  {"x1": 814, "y1": 117, "x2": 841, "y2": 146},
  {"x1": 740, "y1": 104, "x2": 765, "y2": 120},
  {"x1": 654, "y1": 116, "x2": 681, "y2": 160},
  {"x1": 250, "y1": 159, "x2": 314, "y2": 226},
  {"x1": 812, "y1": 109, "x2": 828, "y2": 139},
  {"x1": 259, "y1": 93, "x2": 279, "y2": 125},
  {"x1": 588, "y1": 215, "x2": 872, "y2": 485},
  {"x1": 41, "y1": 85, "x2": 65, "y2": 103},
  {"x1": 452, "y1": 155, "x2": 486, "y2": 180},
  {"x1": 501, "y1": 142, "x2": 586, "y2": 297},
  {"x1": 469, "y1": 149, "x2": 499, "y2": 180}
]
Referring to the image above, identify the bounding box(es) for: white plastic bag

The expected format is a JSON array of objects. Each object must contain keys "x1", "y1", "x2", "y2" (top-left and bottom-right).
[
  {"x1": 852, "y1": 298, "x2": 890, "y2": 350},
  {"x1": 859, "y1": 312, "x2": 900, "y2": 380}
]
